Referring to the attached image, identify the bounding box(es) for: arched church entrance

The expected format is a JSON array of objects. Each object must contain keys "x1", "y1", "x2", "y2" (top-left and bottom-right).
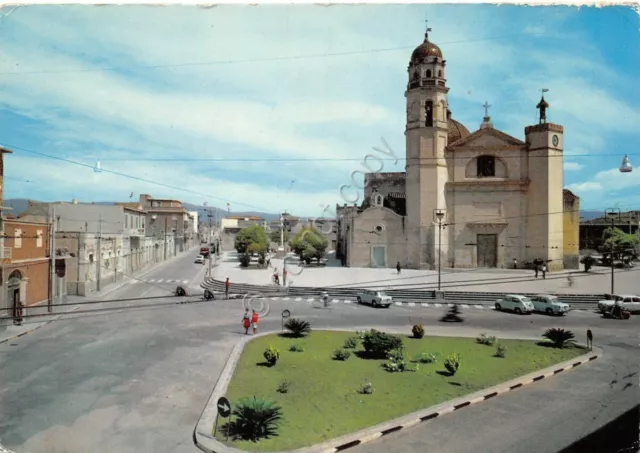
[{"x1": 8, "y1": 270, "x2": 23, "y2": 324}]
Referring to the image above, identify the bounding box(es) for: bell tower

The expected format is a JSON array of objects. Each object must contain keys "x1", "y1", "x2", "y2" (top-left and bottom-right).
[
  {"x1": 524, "y1": 91, "x2": 564, "y2": 271},
  {"x1": 405, "y1": 24, "x2": 449, "y2": 269}
]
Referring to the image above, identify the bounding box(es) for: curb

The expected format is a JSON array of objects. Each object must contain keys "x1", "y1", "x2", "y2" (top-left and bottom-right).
[
  {"x1": 0, "y1": 306, "x2": 82, "y2": 345},
  {"x1": 194, "y1": 329, "x2": 602, "y2": 453}
]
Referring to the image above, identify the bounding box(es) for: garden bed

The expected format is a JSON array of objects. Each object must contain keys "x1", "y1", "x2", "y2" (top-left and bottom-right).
[{"x1": 215, "y1": 329, "x2": 585, "y2": 451}]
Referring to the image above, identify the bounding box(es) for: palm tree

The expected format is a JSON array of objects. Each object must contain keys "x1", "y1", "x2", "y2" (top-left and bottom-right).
[
  {"x1": 228, "y1": 397, "x2": 283, "y2": 441},
  {"x1": 542, "y1": 328, "x2": 576, "y2": 349},
  {"x1": 284, "y1": 318, "x2": 311, "y2": 337}
]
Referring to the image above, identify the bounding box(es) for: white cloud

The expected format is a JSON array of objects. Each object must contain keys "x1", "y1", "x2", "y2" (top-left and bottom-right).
[
  {"x1": 567, "y1": 167, "x2": 640, "y2": 210},
  {"x1": 564, "y1": 162, "x2": 584, "y2": 171}
]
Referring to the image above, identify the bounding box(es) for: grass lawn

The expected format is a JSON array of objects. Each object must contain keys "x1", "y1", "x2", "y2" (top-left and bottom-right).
[{"x1": 215, "y1": 330, "x2": 586, "y2": 451}]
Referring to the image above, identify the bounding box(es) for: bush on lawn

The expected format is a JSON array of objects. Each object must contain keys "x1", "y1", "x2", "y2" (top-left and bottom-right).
[
  {"x1": 382, "y1": 345, "x2": 418, "y2": 372},
  {"x1": 444, "y1": 353, "x2": 461, "y2": 375},
  {"x1": 239, "y1": 253, "x2": 251, "y2": 267},
  {"x1": 476, "y1": 333, "x2": 497, "y2": 346},
  {"x1": 289, "y1": 343, "x2": 304, "y2": 352},
  {"x1": 357, "y1": 380, "x2": 374, "y2": 395},
  {"x1": 284, "y1": 318, "x2": 311, "y2": 338},
  {"x1": 344, "y1": 337, "x2": 358, "y2": 349},
  {"x1": 332, "y1": 349, "x2": 351, "y2": 361},
  {"x1": 276, "y1": 380, "x2": 290, "y2": 393},
  {"x1": 542, "y1": 328, "x2": 576, "y2": 349},
  {"x1": 412, "y1": 324, "x2": 425, "y2": 339},
  {"x1": 495, "y1": 344, "x2": 507, "y2": 358},
  {"x1": 225, "y1": 396, "x2": 283, "y2": 441},
  {"x1": 263, "y1": 345, "x2": 280, "y2": 366},
  {"x1": 413, "y1": 352, "x2": 438, "y2": 364},
  {"x1": 362, "y1": 329, "x2": 403, "y2": 358}
]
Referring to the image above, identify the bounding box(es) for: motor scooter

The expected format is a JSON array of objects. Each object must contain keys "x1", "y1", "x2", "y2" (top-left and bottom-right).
[{"x1": 602, "y1": 305, "x2": 631, "y2": 320}]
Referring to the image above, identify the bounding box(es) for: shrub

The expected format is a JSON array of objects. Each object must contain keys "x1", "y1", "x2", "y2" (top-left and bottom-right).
[
  {"x1": 344, "y1": 337, "x2": 358, "y2": 349},
  {"x1": 412, "y1": 324, "x2": 425, "y2": 339},
  {"x1": 382, "y1": 345, "x2": 418, "y2": 372},
  {"x1": 332, "y1": 349, "x2": 351, "y2": 361},
  {"x1": 476, "y1": 333, "x2": 497, "y2": 346},
  {"x1": 542, "y1": 328, "x2": 576, "y2": 349},
  {"x1": 495, "y1": 344, "x2": 507, "y2": 358},
  {"x1": 227, "y1": 396, "x2": 283, "y2": 441},
  {"x1": 357, "y1": 380, "x2": 374, "y2": 395},
  {"x1": 355, "y1": 330, "x2": 368, "y2": 340},
  {"x1": 276, "y1": 380, "x2": 290, "y2": 393},
  {"x1": 239, "y1": 253, "x2": 251, "y2": 267},
  {"x1": 284, "y1": 318, "x2": 311, "y2": 338},
  {"x1": 263, "y1": 345, "x2": 280, "y2": 366},
  {"x1": 289, "y1": 343, "x2": 304, "y2": 352},
  {"x1": 362, "y1": 329, "x2": 403, "y2": 358},
  {"x1": 414, "y1": 352, "x2": 437, "y2": 364},
  {"x1": 444, "y1": 353, "x2": 461, "y2": 375}
]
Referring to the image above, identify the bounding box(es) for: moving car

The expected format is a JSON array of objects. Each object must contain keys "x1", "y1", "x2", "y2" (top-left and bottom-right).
[
  {"x1": 200, "y1": 247, "x2": 210, "y2": 258},
  {"x1": 530, "y1": 294, "x2": 570, "y2": 315},
  {"x1": 598, "y1": 294, "x2": 640, "y2": 313},
  {"x1": 494, "y1": 294, "x2": 534, "y2": 314},
  {"x1": 195, "y1": 255, "x2": 205, "y2": 264},
  {"x1": 356, "y1": 290, "x2": 393, "y2": 308}
]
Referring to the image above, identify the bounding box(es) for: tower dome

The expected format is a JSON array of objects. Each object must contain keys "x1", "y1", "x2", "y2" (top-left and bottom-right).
[{"x1": 410, "y1": 28, "x2": 443, "y2": 65}]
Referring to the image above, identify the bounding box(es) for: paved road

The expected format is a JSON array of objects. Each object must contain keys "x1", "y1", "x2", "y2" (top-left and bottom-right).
[{"x1": 1, "y1": 255, "x2": 638, "y2": 453}]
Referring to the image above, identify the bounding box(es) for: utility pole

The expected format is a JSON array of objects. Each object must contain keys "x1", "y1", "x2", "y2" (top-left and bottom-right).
[
  {"x1": 97, "y1": 213, "x2": 102, "y2": 292},
  {"x1": 605, "y1": 208, "x2": 621, "y2": 295},
  {"x1": 113, "y1": 238, "x2": 117, "y2": 282},
  {"x1": 434, "y1": 209, "x2": 445, "y2": 291},
  {"x1": 164, "y1": 216, "x2": 168, "y2": 261},
  {"x1": 49, "y1": 206, "x2": 57, "y2": 312}
]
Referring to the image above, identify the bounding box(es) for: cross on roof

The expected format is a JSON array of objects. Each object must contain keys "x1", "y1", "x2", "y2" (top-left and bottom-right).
[
  {"x1": 424, "y1": 19, "x2": 432, "y2": 36},
  {"x1": 483, "y1": 101, "x2": 492, "y2": 117}
]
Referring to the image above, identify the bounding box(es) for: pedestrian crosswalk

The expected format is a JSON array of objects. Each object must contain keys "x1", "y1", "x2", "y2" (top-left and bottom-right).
[{"x1": 144, "y1": 279, "x2": 190, "y2": 284}]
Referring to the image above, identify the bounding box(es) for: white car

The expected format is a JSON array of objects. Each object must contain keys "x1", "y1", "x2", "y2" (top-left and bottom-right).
[
  {"x1": 194, "y1": 255, "x2": 205, "y2": 264},
  {"x1": 530, "y1": 295, "x2": 570, "y2": 316},
  {"x1": 494, "y1": 294, "x2": 534, "y2": 314},
  {"x1": 356, "y1": 290, "x2": 393, "y2": 308},
  {"x1": 598, "y1": 294, "x2": 640, "y2": 313}
]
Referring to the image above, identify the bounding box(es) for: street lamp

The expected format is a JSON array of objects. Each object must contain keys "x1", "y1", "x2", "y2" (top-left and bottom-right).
[
  {"x1": 434, "y1": 209, "x2": 446, "y2": 291},
  {"x1": 619, "y1": 154, "x2": 632, "y2": 173},
  {"x1": 604, "y1": 207, "x2": 621, "y2": 295}
]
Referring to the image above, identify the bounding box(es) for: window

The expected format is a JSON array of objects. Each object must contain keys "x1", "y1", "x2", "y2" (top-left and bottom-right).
[
  {"x1": 438, "y1": 70, "x2": 442, "y2": 77},
  {"x1": 125, "y1": 215, "x2": 128, "y2": 228},
  {"x1": 477, "y1": 155, "x2": 496, "y2": 177},
  {"x1": 36, "y1": 229, "x2": 43, "y2": 247},
  {"x1": 14, "y1": 229, "x2": 22, "y2": 248},
  {"x1": 426, "y1": 69, "x2": 432, "y2": 78},
  {"x1": 425, "y1": 101, "x2": 434, "y2": 127}
]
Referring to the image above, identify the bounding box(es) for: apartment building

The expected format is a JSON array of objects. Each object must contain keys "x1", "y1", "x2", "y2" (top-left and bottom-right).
[{"x1": 139, "y1": 194, "x2": 196, "y2": 254}]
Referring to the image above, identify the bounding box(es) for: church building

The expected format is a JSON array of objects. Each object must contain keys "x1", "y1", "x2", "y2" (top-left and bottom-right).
[{"x1": 335, "y1": 28, "x2": 580, "y2": 271}]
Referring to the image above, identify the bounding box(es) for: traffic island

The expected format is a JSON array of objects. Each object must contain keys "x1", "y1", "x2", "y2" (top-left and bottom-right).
[{"x1": 194, "y1": 327, "x2": 601, "y2": 453}]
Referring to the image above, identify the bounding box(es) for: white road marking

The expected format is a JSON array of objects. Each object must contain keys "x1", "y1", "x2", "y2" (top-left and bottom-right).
[
  {"x1": 475, "y1": 305, "x2": 483, "y2": 309},
  {"x1": 183, "y1": 280, "x2": 189, "y2": 284},
  {"x1": 447, "y1": 303, "x2": 454, "y2": 307},
  {"x1": 461, "y1": 304, "x2": 470, "y2": 308},
  {"x1": 408, "y1": 302, "x2": 416, "y2": 307},
  {"x1": 283, "y1": 297, "x2": 290, "y2": 301},
  {"x1": 307, "y1": 298, "x2": 315, "y2": 302},
  {"x1": 332, "y1": 299, "x2": 339, "y2": 303},
  {"x1": 157, "y1": 279, "x2": 164, "y2": 283},
  {"x1": 295, "y1": 297, "x2": 302, "y2": 302},
  {"x1": 343, "y1": 300, "x2": 351, "y2": 304},
  {"x1": 421, "y1": 303, "x2": 429, "y2": 307},
  {"x1": 394, "y1": 302, "x2": 403, "y2": 306},
  {"x1": 271, "y1": 297, "x2": 278, "y2": 301},
  {"x1": 434, "y1": 303, "x2": 442, "y2": 308}
]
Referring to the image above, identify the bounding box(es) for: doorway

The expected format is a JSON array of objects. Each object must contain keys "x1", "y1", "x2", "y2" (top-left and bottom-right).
[
  {"x1": 371, "y1": 246, "x2": 386, "y2": 268},
  {"x1": 8, "y1": 270, "x2": 23, "y2": 324},
  {"x1": 477, "y1": 234, "x2": 498, "y2": 268}
]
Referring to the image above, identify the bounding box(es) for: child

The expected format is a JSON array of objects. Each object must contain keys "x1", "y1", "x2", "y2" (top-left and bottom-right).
[
  {"x1": 251, "y1": 310, "x2": 259, "y2": 335},
  {"x1": 242, "y1": 309, "x2": 251, "y2": 335}
]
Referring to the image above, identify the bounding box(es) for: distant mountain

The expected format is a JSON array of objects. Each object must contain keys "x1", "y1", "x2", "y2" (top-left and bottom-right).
[
  {"x1": 3, "y1": 198, "x2": 283, "y2": 222},
  {"x1": 580, "y1": 210, "x2": 604, "y2": 221}
]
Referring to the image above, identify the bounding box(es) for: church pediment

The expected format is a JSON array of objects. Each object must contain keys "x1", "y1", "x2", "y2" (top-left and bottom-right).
[{"x1": 448, "y1": 127, "x2": 525, "y2": 149}]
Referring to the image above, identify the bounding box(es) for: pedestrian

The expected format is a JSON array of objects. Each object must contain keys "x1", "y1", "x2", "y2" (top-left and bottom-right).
[
  {"x1": 513, "y1": 258, "x2": 517, "y2": 269},
  {"x1": 251, "y1": 309, "x2": 259, "y2": 335},
  {"x1": 534, "y1": 265, "x2": 539, "y2": 279},
  {"x1": 396, "y1": 261, "x2": 401, "y2": 274},
  {"x1": 542, "y1": 264, "x2": 547, "y2": 279},
  {"x1": 242, "y1": 308, "x2": 251, "y2": 334},
  {"x1": 225, "y1": 277, "x2": 230, "y2": 299}
]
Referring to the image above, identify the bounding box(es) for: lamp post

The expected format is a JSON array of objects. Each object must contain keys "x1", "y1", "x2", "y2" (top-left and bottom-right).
[
  {"x1": 434, "y1": 209, "x2": 446, "y2": 291},
  {"x1": 604, "y1": 208, "x2": 621, "y2": 295}
]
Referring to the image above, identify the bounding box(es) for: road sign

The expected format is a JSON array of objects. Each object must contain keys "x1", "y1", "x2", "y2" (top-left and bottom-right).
[
  {"x1": 217, "y1": 396, "x2": 231, "y2": 418},
  {"x1": 282, "y1": 309, "x2": 291, "y2": 319}
]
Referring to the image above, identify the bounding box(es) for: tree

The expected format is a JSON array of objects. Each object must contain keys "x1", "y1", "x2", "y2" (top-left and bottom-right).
[
  {"x1": 269, "y1": 229, "x2": 289, "y2": 244},
  {"x1": 290, "y1": 227, "x2": 328, "y2": 263},
  {"x1": 602, "y1": 227, "x2": 639, "y2": 260},
  {"x1": 234, "y1": 225, "x2": 269, "y2": 257}
]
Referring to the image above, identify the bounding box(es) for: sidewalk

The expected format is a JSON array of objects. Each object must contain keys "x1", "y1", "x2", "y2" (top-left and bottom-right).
[{"x1": 0, "y1": 246, "x2": 199, "y2": 345}]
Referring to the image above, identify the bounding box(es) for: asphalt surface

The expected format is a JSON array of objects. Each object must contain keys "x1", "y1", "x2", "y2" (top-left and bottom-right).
[{"x1": 1, "y1": 251, "x2": 638, "y2": 453}]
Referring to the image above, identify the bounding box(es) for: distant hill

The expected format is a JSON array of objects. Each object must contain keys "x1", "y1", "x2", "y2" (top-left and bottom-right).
[
  {"x1": 580, "y1": 210, "x2": 604, "y2": 221},
  {"x1": 4, "y1": 198, "x2": 283, "y2": 222}
]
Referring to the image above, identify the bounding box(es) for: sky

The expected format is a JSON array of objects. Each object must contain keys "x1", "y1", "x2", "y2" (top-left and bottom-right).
[{"x1": 1, "y1": 4, "x2": 639, "y2": 217}]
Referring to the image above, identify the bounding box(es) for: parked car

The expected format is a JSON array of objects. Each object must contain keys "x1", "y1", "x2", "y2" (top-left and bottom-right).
[
  {"x1": 356, "y1": 290, "x2": 393, "y2": 308},
  {"x1": 530, "y1": 295, "x2": 570, "y2": 315},
  {"x1": 494, "y1": 294, "x2": 534, "y2": 314},
  {"x1": 200, "y1": 247, "x2": 210, "y2": 258},
  {"x1": 195, "y1": 255, "x2": 205, "y2": 264},
  {"x1": 598, "y1": 294, "x2": 640, "y2": 313}
]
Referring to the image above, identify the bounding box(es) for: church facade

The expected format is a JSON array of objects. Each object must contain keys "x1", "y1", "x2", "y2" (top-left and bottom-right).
[{"x1": 335, "y1": 29, "x2": 580, "y2": 271}]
